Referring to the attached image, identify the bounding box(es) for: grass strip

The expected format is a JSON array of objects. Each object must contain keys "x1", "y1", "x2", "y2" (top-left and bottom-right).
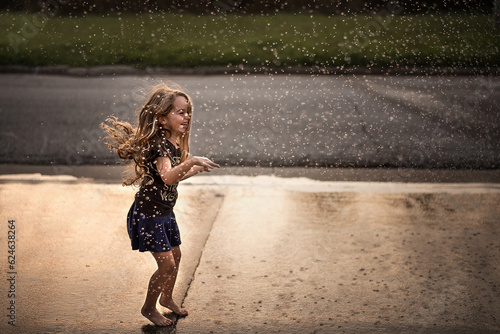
[{"x1": 0, "y1": 12, "x2": 499, "y2": 68}]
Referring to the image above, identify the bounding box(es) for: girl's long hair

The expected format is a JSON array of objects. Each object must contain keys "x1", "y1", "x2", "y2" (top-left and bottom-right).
[{"x1": 101, "y1": 84, "x2": 193, "y2": 186}]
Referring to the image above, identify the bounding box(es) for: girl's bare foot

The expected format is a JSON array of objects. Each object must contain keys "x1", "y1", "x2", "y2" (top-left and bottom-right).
[
  {"x1": 159, "y1": 296, "x2": 189, "y2": 317},
  {"x1": 141, "y1": 307, "x2": 173, "y2": 326}
]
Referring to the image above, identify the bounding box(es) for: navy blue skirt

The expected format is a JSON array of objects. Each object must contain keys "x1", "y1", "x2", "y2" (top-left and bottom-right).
[{"x1": 127, "y1": 202, "x2": 182, "y2": 253}]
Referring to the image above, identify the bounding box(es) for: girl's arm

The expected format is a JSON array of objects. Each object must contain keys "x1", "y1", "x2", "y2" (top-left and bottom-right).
[
  {"x1": 179, "y1": 165, "x2": 207, "y2": 181},
  {"x1": 156, "y1": 156, "x2": 219, "y2": 186}
]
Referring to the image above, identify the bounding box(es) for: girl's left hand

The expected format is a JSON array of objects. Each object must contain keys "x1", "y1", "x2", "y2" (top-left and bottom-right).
[{"x1": 192, "y1": 156, "x2": 220, "y2": 171}]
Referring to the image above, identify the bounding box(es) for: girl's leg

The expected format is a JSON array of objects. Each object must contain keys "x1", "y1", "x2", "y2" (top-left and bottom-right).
[
  {"x1": 159, "y1": 246, "x2": 188, "y2": 316},
  {"x1": 141, "y1": 251, "x2": 177, "y2": 326}
]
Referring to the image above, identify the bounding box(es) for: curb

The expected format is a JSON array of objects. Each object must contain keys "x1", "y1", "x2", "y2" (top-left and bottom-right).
[
  {"x1": 1, "y1": 165, "x2": 500, "y2": 184},
  {"x1": 0, "y1": 65, "x2": 499, "y2": 77}
]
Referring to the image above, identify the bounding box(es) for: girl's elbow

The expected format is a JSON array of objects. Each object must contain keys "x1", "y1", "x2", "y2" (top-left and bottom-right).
[
  {"x1": 161, "y1": 176, "x2": 176, "y2": 186},
  {"x1": 163, "y1": 179, "x2": 176, "y2": 186},
  {"x1": 160, "y1": 171, "x2": 184, "y2": 186}
]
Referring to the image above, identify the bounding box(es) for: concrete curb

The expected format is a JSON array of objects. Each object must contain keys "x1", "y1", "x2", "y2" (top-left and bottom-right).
[
  {"x1": 1, "y1": 165, "x2": 500, "y2": 184},
  {"x1": 0, "y1": 65, "x2": 499, "y2": 77}
]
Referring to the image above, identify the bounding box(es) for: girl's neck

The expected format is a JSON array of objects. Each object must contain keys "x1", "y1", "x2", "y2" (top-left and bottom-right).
[
  {"x1": 159, "y1": 127, "x2": 179, "y2": 148},
  {"x1": 168, "y1": 137, "x2": 179, "y2": 148},
  {"x1": 166, "y1": 133, "x2": 180, "y2": 149}
]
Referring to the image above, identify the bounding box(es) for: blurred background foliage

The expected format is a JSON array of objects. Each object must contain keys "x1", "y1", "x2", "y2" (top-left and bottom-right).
[
  {"x1": 0, "y1": 1, "x2": 498, "y2": 68},
  {"x1": 0, "y1": 0, "x2": 495, "y2": 15}
]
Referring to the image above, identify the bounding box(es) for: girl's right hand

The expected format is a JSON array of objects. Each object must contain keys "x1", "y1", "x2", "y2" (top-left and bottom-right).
[{"x1": 192, "y1": 156, "x2": 220, "y2": 171}]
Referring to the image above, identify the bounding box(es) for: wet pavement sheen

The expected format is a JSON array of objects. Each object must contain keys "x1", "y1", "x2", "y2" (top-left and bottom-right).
[{"x1": 0, "y1": 173, "x2": 499, "y2": 333}]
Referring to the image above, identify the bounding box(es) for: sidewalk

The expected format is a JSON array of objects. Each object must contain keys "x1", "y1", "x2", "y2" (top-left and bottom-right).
[{"x1": 1, "y1": 171, "x2": 499, "y2": 333}]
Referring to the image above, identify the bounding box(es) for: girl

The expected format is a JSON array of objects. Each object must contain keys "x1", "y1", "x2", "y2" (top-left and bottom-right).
[{"x1": 102, "y1": 84, "x2": 219, "y2": 326}]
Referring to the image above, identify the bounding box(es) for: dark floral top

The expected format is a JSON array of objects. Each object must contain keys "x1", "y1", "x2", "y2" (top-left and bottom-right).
[{"x1": 135, "y1": 133, "x2": 181, "y2": 217}]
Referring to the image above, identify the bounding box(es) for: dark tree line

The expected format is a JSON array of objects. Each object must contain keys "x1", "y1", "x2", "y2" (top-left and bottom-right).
[{"x1": 0, "y1": 0, "x2": 494, "y2": 15}]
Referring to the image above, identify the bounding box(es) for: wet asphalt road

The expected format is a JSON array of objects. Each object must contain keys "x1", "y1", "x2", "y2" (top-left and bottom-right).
[{"x1": 0, "y1": 73, "x2": 499, "y2": 168}]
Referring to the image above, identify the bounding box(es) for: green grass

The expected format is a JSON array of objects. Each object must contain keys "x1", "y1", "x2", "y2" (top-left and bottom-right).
[{"x1": 0, "y1": 12, "x2": 499, "y2": 68}]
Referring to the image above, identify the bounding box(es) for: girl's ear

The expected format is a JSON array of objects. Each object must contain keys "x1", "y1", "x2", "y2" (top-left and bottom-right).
[{"x1": 158, "y1": 115, "x2": 168, "y2": 125}]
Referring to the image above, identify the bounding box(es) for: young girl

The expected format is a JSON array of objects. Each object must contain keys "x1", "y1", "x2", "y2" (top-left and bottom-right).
[{"x1": 102, "y1": 84, "x2": 219, "y2": 326}]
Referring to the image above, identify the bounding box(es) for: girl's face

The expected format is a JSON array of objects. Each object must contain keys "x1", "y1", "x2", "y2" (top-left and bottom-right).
[{"x1": 160, "y1": 95, "x2": 191, "y2": 138}]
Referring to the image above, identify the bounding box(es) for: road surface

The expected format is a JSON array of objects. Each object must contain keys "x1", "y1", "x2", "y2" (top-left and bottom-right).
[{"x1": 0, "y1": 73, "x2": 499, "y2": 168}]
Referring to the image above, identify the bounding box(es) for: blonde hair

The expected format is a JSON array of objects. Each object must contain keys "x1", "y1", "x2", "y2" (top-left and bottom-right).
[{"x1": 101, "y1": 84, "x2": 193, "y2": 186}]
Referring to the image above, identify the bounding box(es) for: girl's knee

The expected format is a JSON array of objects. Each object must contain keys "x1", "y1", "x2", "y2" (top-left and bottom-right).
[
  {"x1": 173, "y1": 247, "x2": 182, "y2": 263},
  {"x1": 153, "y1": 251, "x2": 177, "y2": 275},
  {"x1": 159, "y1": 265, "x2": 177, "y2": 277}
]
